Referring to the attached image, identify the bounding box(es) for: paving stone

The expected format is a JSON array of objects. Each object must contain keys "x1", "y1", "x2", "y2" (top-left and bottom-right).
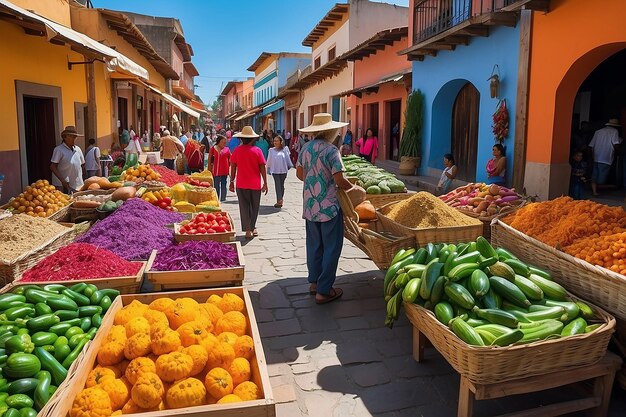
[
  {"x1": 271, "y1": 256, "x2": 305, "y2": 267},
  {"x1": 259, "y1": 285, "x2": 290, "y2": 309},
  {"x1": 348, "y1": 362, "x2": 391, "y2": 387},
  {"x1": 290, "y1": 362, "x2": 318, "y2": 375},
  {"x1": 303, "y1": 391, "x2": 344, "y2": 415},
  {"x1": 294, "y1": 372, "x2": 322, "y2": 391},
  {"x1": 275, "y1": 400, "x2": 303, "y2": 417},
  {"x1": 375, "y1": 338, "x2": 413, "y2": 358},
  {"x1": 254, "y1": 308, "x2": 274, "y2": 323},
  {"x1": 284, "y1": 283, "x2": 312, "y2": 295},
  {"x1": 337, "y1": 344, "x2": 382, "y2": 365},
  {"x1": 360, "y1": 380, "x2": 437, "y2": 414},
  {"x1": 300, "y1": 315, "x2": 339, "y2": 332},
  {"x1": 273, "y1": 383, "x2": 298, "y2": 404},
  {"x1": 337, "y1": 316, "x2": 371, "y2": 331},
  {"x1": 274, "y1": 308, "x2": 295, "y2": 320},
  {"x1": 259, "y1": 318, "x2": 302, "y2": 338},
  {"x1": 267, "y1": 362, "x2": 292, "y2": 377},
  {"x1": 328, "y1": 299, "x2": 365, "y2": 318}
]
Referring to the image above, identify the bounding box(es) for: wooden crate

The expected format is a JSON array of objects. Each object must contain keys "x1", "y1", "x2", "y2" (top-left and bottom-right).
[
  {"x1": 41, "y1": 287, "x2": 275, "y2": 417},
  {"x1": 13, "y1": 260, "x2": 146, "y2": 294},
  {"x1": 174, "y1": 212, "x2": 236, "y2": 243},
  {"x1": 145, "y1": 241, "x2": 245, "y2": 290}
]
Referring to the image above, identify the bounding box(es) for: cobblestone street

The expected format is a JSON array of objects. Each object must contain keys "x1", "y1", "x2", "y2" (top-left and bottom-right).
[{"x1": 220, "y1": 173, "x2": 626, "y2": 417}]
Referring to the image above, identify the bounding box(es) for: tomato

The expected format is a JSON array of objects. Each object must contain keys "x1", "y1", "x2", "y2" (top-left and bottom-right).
[
  {"x1": 159, "y1": 201, "x2": 169, "y2": 209},
  {"x1": 214, "y1": 226, "x2": 225, "y2": 233},
  {"x1": 206, "y1": 228, "x2": 216, "y2": 234},
  {"x1": 206, "y1": 214, "x2": 216, "y2": 221},
  {"x1": 196, "y1": 214, "x2": 205, "y2": 222},
  {"x1": 223, "y1": 224, "x2": 231, "y2": 231},
  {"x1": 197, "y1": 227, "x2": 207, "y2": 234},
  {"x1": 162, "y1": 197, "x2": 172, "y2": 205}
]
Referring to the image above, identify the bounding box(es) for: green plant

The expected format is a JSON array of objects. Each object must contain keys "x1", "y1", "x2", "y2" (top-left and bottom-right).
[{"x1": 399, "y1": 89, "x2": 425, "y2": 158}]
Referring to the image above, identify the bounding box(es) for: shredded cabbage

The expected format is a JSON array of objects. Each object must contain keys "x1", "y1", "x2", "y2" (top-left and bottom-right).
[{"x1": 152, "y1": 240, "x2": 239, "y2": 271}]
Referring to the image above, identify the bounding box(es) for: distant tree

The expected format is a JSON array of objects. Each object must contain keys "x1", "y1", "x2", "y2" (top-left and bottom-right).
[{"x1": 210, "y1": 98, "x2": 222, "y2": 114}]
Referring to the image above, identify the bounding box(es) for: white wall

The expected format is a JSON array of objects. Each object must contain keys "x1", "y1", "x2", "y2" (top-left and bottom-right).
[
  {"x1": 312, "y1": 21, "x2": 350, "y2": 68},
  {"x1": 299, "y1": 64, "x2": 353, "y2": 128},
  {"x1": 349, "y1": 0, "x2": 408, "y2": 49},
  {"x1": 254, "y1": 60, "x2": 278, "y2": 107}
]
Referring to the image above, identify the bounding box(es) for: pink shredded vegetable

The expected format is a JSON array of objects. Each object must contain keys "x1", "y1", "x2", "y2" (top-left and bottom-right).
[{"x1": 152, "y1": 240, "x2": 239, "y2": 271}]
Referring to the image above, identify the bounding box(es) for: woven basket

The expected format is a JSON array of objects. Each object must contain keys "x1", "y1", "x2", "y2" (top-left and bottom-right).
[
  {"x1": 187, "y1": 186, "x2": 217, "y2": 205},
  {"x1": 377, "y1": 201, "x2": 483, "y2": 246},
  {"x1": 453, "y1": 200, "x2": 528, "y2": 241},
  {"x1": 405, "y1": 293, "x2": 615, "y2": 385},
  {"x1": 490, "y1": 219, "x2": 626, "y2": 324},
  {"x1": 337, "y1": 190, "x2": 415, "y2": 269},
  {"x1": 49, "y1": 205, "x2": 71, "y2": 222},
  {"x1": 0, "y1": 223, "x2": 76, "y2": 285},
  {"x1": 366, "y1": 191, "x2": 414, "y2": 209},
  {"x1": 70, "y1": 190, "x2": 113, "y2": 222}
]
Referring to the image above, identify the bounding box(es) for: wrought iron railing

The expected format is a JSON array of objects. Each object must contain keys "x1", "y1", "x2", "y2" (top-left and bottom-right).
[{"x1": 413, "y1": 0, "x2": 516, "y2": 44}]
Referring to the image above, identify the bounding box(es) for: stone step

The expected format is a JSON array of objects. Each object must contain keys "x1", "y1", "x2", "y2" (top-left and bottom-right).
[{"x1": 375, "y1": 159, "x2": 469, "y2": 194}]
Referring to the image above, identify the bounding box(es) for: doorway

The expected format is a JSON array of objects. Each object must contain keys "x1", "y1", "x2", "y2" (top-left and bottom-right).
[
  {"x1": 74, "y1": 103, "x2": 88, "y2": 150},
  {"x1": 117, "y1": 97, "x2": 128, "y2": 137},
  {"x1": 387, "y1": 100, "x2": 401, "y2": 161},
  {"x1": 366, "y1": 103, "x2": 379, "y2": 136},
  {"x1": 23, "y1": 96, "x2": 57, "y2": 184},
  {"x1": 451, "y1": 82, "x2": 480, "y2": 182}
]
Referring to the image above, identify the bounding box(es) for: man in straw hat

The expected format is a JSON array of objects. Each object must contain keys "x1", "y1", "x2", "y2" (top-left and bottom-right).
[
  {"x1": 589, "y1": 118, "x2": 622, "y2": 196},
  {"x1": 50, "y1": 126, "x2": 86, "y2": 193},
  {"x1": 230, "y1": 126, "x2": 268, "y2": 239},
  {"x1": 297, "y1": 113, "x2": 365, "y2": 304}
]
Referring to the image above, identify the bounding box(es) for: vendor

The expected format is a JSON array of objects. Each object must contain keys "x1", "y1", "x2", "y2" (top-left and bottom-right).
[
  {"x1": 124, "y1": 133, "x2": 142, "y2": 156},
  {"x1": 50, "y1": 125, "x2": 86, "y2": 193}
]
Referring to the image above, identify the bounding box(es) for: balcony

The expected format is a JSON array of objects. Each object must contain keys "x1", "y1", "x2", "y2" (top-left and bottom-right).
[{"x1": 401, "y1": 0, "x2": 549, "y2": 60}]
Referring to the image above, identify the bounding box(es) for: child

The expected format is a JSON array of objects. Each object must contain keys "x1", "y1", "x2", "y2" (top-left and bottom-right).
[
  {"x1": 569, "y1": 150, "x2": 587, "y2": 200},
  {"x1": 437, "y1": 153, "x2": 457, "y2": 195}
]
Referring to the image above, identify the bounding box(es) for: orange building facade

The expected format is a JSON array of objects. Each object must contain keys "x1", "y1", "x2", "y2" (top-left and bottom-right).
[{"x1": 525, "y1": 0, "x2": 626, "y2": 199}]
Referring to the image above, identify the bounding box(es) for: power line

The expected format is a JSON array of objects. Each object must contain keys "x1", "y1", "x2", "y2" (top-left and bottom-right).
[{"x1": 195, "y1": 76, "x2": 250, "y2": 79}]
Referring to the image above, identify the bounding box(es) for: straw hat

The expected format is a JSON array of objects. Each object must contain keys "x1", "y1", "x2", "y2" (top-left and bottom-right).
[
  {"x1": 233, "y1": 126, "x2": 259, "y2": 138},
  {"x1": 60, "y1": 126, "x2": 83, "y2": 137},
  {"x1": 606, "y1": 118, "x2": 621, "y2": 127},
  {"x1": 299, "y1": 113, "x2": 348, "y2": 133}
]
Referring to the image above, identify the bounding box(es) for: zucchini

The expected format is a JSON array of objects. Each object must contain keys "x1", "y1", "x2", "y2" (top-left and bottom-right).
[
  {"x1": 561, "y1": 317, "x2": 587, "y2": 336},
  {"x1": 0, "y1": 295, "x2": 26, "y2": 311},
  {"x1": 543, "y1": 299, "x2": 580, "y2": 322},
  {"x1": 495, "y1": 247, "x2": 518, "y2": 261},
  {"x1": 100, "y1": 296, "x2": 112, "y2": 312},
  {"x1": 34, "y1": 370, "x2": 51, "y2": 411},
  {"x1": 513, "y1": 275, "x2": 544, "y2": 301},
  {"x1": 82, "y1": 284, "x2": 98, "y2": 298},
  {"x1": 34, "y1": 347, "x2": 67, "y2": 386},
  {"x1": 61, "y1": 289, "x2": 90, "y2": 307},
  {"x1": 434, "y1": 302, "x2": 454, "y2": 325},
  {"x1": 488, "y1": 276, "x2": 531, "y2": 308},
  {"x1": 4, "y1": 353, "x2": 41, "y2": 378},
  {"x1": 7, "y1": 378, "x2": 39, "y2": 395},
  {"x1": 31, "y1": 332, "x2": 58, "y2": 347},
  {"x1": 34, "y1": 303, "x2": 53, "y2": 317},
  {"x1": 91, "y1": 313, "x2": 103, "y2": 328},
  {"x1": 468, "y1": 269, "x2": 490, "y2": 298},
  {"x1": 3, "y1": 306, "x2": 35, "y2": 321},
  {"x1": 503, "y1": 258, "x2": 531, "y2": 277},
  {"x1": 42, "y1": 285, "x2": 67, "y2": 294},
  {"x1": 5, "y1": 393, "x2": 34, "y2": 409},
  {"x1": 26, "y1": 314, "x2": 60, "y2": 332},
  {"x1": 443, "y1": 282, "x2": 475, "y2": 310},
  {"x1": 69, "y1": 283, "x2": 87, "y2": 294},
  {"x1": 48, "y1": 323, "x2": 72, "y2": 337},
  {"x1": 46, "y1": 297, "x2": 78, "y2": 311},
  {"x1": 450, "y1": 317, "x2": 484, "y2": 346},
  {"x1": 418, "y1": 261, "x2": 443, "y2": 300},
  {"x1": 527, "y1": 274, "x2": 568, "y2": 301},
  {"x1": 19, "y1": 407, "x2": 38, "y2": 417},
  {"x1": 474, "y1": 308, "x2": 518, "y2": 328},
  {"x1": 55, "y1": 310, "x2": 78, "y2": 321},
  {"x1": 24, "y1": 289, "x2": 61, "y2": 304}
]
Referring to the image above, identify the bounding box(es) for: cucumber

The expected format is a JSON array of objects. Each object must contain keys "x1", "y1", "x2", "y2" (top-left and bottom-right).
[
  {"x1": 450, "y1": 317, "x2": 484, "y2": 346},
  {"x1": 543, "y1": 300, "x2": 580, "y2": 322},
  {"x1": 447, "y1": 262, "x2": 479, "y2": 282},
  {"x1": 468, "y1": 270, "x2": 490, "y2": 298},
  {"x1": 561, "y1": 317, "x2": 587, "y2": 336},
  {"x1": 529, "y1": 266, "x2": 552, "y2": 280},
  {"x1": 444, "y1": 283, "x2": 475, "y2": 310},
  {"x1": 475, "y1": 236, "x2": 497, "y2": 258},
  {"x1": 48, "y1": 323, "x2": 72, "y2": 337},
  {"x1": 0, "y1": 295, "x2": 26, "y2": 311},
  {"x1": 31, "y1": 333, "x2": 58, "y2": 347},
  {"x1": 78, "y1": 306, "x2": 102, "y2": 317},
  {"x1": 503, "y1": 258, "x2": 531, "y2": 277},
  {"x1": 480, "y1": 288, "x2": 502, "y2": 309},
  {"x1": 429, "y1": 276, "x2": 446, "y2": 305},
  {"x1": 489, "y1": 276, "x2": 531, "y2": 308},
  {"x1": 401, "y1": 278, "x2": 421, "y2": 303},
  {"x1": 26, "y1": 314, "x2": 60, "y2": 332},
  {"x1": 575, "y1": 301, "x2": 595, "y2": 320},
  {"x1": 61, "y1": 290, "x2": 90, "y2": 307},
  {"x1": 42, "y1": 285, "x2": 67, "y2": 294},
  {"x1": 474, "y1": 308, "x2": 518, "y2": 328},
  {"x1": 418, "y1": 261, "x2": 443, "y2": 301},
  {"x1": 491, "y1": 329, "x2": 524, "y2": 347},
  {"x1": 465, "y1": 318, "x2": 490, "y2": 327},
  {"x1": 33, "y1": 303, "x2": 53, "y2": 317},
  {"x1": 7, "y1": 378, "x2": 39, "y2": 395},
  {"x1": 495, "y1": 247, "x2": 518, "y2": 261},
  {"x1": 513, "y1": 275, "x2": 544, "y2": 301},
  {"x1": 527, "y1": 274, "x2": 568, "y2": 301},
  {"x1": 55, "y1": 310, "x2": 79, "y2": 321},
  {"x1": 434, "y1": 302, "x2": 454, "y2": 325},
  {"x1": 46, "y1": 297, "x2": 78, "y2": 311},
  {"x1": 520, "y1": 319, "x2": 564, "y2": 343}
]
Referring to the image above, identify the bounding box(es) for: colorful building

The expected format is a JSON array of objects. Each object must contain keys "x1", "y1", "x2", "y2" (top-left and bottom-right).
[
  {"x1": 524, "y1": 0, "x2": 626, "y2": 199},
  {"x1": 283, "y1": 0, "x2": 408, "y2": 135},
  {"x1": 340, "y1": 27, "x2": 411, "y2": 161},
  {"x1": 0, "y1": 0, "x2": 148, "y2": 203},
  {"x1": 222, "y1": 81, "x2": 246, "y2": 124},
  {"x1": 247, "y1": 52, "x2": 310, "y2": 133},
  {"x1": 401, "y1": 0, "x2": 548, "y2": 184}
]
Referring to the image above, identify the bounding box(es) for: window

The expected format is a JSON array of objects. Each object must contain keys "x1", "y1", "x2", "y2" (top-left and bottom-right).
[
  {"x1": 328, "y1": 46, "x2": 336, "y2": 61},
  {"x1": 314, "y1": 56, "x2": 321, "y2": 70}
]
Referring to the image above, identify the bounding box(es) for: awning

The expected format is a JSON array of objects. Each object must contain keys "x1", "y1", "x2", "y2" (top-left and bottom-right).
[
  {"x1": 147, "y1": 85, "x2": 200, "y2": 119},
  {"x1": 235, "y1": 108, "x2": 260, "y2": 121},
  {"x1": 339, "y1": 68, "x2": 411, "y2": 97},
  {"x1": 0, "y1": 0, "x2": 148, "y2": 80},
  {"x1": 260, "y1": 99, "x2": 284, "y2": 117},
  {"x1": 226, "y1": 110, "x2": 246, "y2": 120},
  {"x1": 191, "y1": 100, "x2": 208, "y2": 114}
]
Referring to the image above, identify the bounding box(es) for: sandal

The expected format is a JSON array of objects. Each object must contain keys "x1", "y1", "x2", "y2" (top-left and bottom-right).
[
  {"x1": 315, "y1": 288, "x2": 343, "y2": 305},
  {"x1": 252, "y1": 229, "x2": 259, "y2": 237},
  {"x1": 309, "y1": 284, "x2": 317, "y2": 295},
  {"x1": 274, "y1": 203, "x2": 283, "y2": 208},
  {"x1": 244, "y1": 231, "x2": 253, "y2": 239}
]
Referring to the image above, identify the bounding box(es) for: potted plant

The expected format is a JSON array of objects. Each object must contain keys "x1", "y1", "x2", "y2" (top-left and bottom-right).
[{"x1": 399, "y1": 89, "x2": 424, "y2": 175}]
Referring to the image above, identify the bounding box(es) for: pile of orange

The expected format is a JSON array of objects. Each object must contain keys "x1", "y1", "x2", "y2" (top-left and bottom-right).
[
  {"x1": 122, "y1": 164, "x2": 161, "y2": 183},
  {"x1": 565, "y1": 231, "x2": 626, "y2": 275},
  {"x1": 9, "y1": 179, "x2": 70, "y2": 217},
  {"x1": 70, "y1": 293, "x2": 261, "y2": 416}
]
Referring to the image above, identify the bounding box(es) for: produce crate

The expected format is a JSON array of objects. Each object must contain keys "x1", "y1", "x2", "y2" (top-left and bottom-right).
[
  {"x1": 145, "y1": 241, "x2": 245, "y2": 290},
  {"x1": 404, "y1": 293, "x2": 615, "y2": 385},
  {"x1": 41, "y1": 287, "x2": 275, "y2": 417},
  {"x1": 174, "y1": 212, "x2": 236, "y2": 243},
  {"x1": 366, "y1": 191, "x2": 413, "y2": 209},
  {"x1": 491, "y1": 219, "x2": 626, "y2": 348},
  {"x1": 0, "y1": 222, "x2": 76, "y2": 285},
  {"x1": 13, "y1": 260, "x2": 146, "y2": 294},
  {"x1": 377, "y1": 202, "x2": 483, "y2": 247}
]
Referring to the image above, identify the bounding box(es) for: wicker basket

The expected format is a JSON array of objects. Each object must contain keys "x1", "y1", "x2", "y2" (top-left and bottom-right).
[
  {"x1": 70, "y1": 190, "x2": 114, "y2": 222},
  {"x1": 0, "y1": 223, "x2": 76, "y2": 285},
  {"x1": 187, "y1": 186, "x2": 217, "y2": 205},
  {"x1": 366, "y1": 191, "x2": 414, "y2": 209},
  {"x1": 338, "y1": 190, "x2": 415, "y2": 269},
  {"x1": 490, "y1": 219, "x2": 626, "y2": 324},
  {"x1": 377, "y1": 201, "x2": 483, "y2": 246},
  {"x1": 404, "y1": 293, "x2": 615, "y2": 385},
  {"x1": 452, "y1": 200, "x2": 528, "y2": 241},
  {"x1": 49, "y1": 205, "x2": 71, "y2": 222}
]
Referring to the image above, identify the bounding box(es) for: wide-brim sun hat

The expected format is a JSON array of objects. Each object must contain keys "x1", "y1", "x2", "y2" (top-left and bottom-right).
[
  {"x1": 299, "y1": 113, "x2": 348, "y2": 133},
  {"x1": 606, "y1": 118, "x2": 621, "y2": 127},
  {"x1": 60, "y1": 125, "x2": 83, "y2": 137},
  {"x1": 233, "y1": 126, "x2": 259, "y2": 138}
]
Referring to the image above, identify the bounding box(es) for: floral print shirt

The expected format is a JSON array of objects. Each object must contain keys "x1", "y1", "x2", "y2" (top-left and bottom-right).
[{"x1": 297, "y1": 139, "x2": 344, "y2": 222}]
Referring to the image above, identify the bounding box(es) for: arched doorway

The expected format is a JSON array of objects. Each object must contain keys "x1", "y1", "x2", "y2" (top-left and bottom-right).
[
  {"x1": 571, "y1": 49, "x2": 626, "y2": 190},
  {"x1": 451, "y1": 83, "x2": 480, "y2": 182}
]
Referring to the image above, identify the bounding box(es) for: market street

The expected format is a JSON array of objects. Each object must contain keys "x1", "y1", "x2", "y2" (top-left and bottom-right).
[{"x1": 220, "y1": 173, "x2": 626, "y2": 417}]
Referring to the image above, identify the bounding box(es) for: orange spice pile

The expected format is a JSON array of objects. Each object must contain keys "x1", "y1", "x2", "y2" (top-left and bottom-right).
[{"x1": 502, "y1": 197, "x2": 626, "y2": 274}]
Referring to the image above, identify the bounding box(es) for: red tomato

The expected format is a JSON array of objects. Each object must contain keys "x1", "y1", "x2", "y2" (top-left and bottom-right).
[
  {"x1": 180, "y1": 226, "x2": 187, "y2": 234},
  {"x1": 224, "y1": 224, "x2": 231, "y2": 231},
  {"x1": 206, "y1": 213, "x2": 216, "y2": 221},
  {"x1": 159, "y1": 201, "x2": 169, "y2": 209},
  {"x1": 162, "y1": 197, "x2": 172, "y2": 205},
  {"x1": 207, "y1": 228, "x2": 216, "y2": 234},
  {"x1": 214, "y1": 226, "x2": 225, "y2": 233},
  {"x1": 189, "y1": 229, "x2": 197, "y2": 235},
  {"x1": 196, "y1": 214, "x2": 205, "y2": 222},
  {"x1": 198, "y1": 227, "x2": 207, "y2": 234}
]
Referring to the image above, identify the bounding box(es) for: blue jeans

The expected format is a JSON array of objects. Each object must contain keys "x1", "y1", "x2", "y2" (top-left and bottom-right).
[
  {"x1": 569, "y1": 181, "x2": 584, "y2": 200},
  {"x1": 305, "y1": 214, "x2": 344, "y2": 295},
  {"x1": 214, "y1": 175, "x2": 227, "y2": 201}
]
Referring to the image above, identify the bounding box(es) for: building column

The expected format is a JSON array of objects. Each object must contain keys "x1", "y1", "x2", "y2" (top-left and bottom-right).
[{"x1": 86, "y1": 62, "x2": 97, "y2": 142}]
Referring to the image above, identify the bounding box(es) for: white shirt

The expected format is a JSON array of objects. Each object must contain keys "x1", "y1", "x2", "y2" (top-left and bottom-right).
[
  {"x1": 51, "y1": 142, "x2": 85, "y2": 189},
  {"x1": 590, "y1": 126, "x2": 621, "y2": 165},
  {"x1": 85, "y1": 146, "x2": 101, "y2": 171},
  {"x1": 266, "y1": 147, "x2": 292, "y2": 175},
  {"x1": 125, "y1": 138, "x2": 142, "y2": 154}
]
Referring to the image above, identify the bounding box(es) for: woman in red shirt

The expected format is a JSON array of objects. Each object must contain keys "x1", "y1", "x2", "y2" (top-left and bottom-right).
[
  {"x1": 208, "y1": 135, "x2": 231, "y2": 201},
  {"x1": 229, "y1": 126, "x2": 268, "y2": 239}
]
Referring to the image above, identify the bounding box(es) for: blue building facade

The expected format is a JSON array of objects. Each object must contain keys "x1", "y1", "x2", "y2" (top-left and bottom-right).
[{"x1": 411, "y1": 24, "x2": 521, "y2": 184}]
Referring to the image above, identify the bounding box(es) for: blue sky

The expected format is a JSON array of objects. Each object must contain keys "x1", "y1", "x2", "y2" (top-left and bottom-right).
[{"x1": 94, "y1": 0, "x2": 409, "y2": 105}]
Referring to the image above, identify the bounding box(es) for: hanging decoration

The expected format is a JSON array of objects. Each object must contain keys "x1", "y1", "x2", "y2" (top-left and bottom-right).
[
  {"x1": 488, "y1": 64, "x2": 500, "y2": 99},
  {"x1": 492, "y1": 99, "x2": 509, "y2": 143}
]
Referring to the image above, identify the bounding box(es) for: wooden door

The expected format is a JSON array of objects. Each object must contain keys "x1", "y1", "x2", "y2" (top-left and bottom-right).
[
  {"x1": 23, "y1": 96, "x2": 56, "y2": 184},
  {"x1": 451, "y1": 83, "x2": 479, "y2": 182}
]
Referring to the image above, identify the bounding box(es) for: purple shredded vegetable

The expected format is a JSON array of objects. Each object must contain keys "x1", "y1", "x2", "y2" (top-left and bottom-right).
[
  {"x1": 76, "y1": 198, "x2": 184, "y2": 260},
  {"x1": 152, "y1": 240, "x2": 239, "y2": 271}
]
